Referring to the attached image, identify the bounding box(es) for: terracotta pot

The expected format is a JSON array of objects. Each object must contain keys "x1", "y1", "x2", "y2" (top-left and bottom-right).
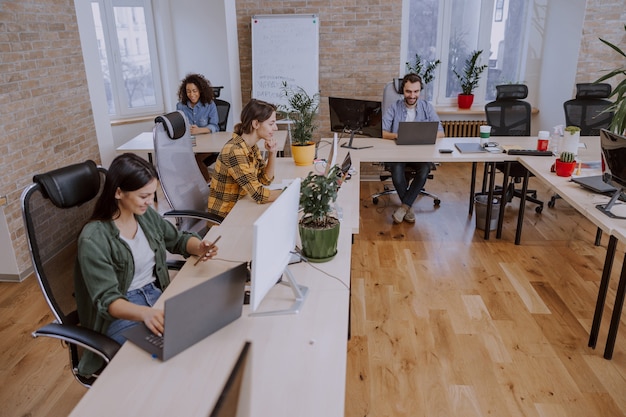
[
  {"x1": 457, "y1": 94, "x2": 474, "y2": 109},
  {"x1": 290, "y1": 142, "x2": 315, "y2": 166},
  {"x1": 555, "y1": 159, "x2": 576, "y2": 177}
]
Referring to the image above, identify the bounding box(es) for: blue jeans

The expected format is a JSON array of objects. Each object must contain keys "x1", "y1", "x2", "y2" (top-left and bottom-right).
[
  {"x1": 389, "y1": 162, "x2": 431, "y2": 207},
  {"x1": 106, "y1": 282, "x2": 162, "y2": 345}
]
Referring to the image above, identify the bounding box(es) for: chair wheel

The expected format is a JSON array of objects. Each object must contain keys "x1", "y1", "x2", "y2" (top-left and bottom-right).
[
  {"x1": 434, "y1": 199, "x2": 441, "y2": 206},
  {"x1": 373, "y1": 197, "x2": 379, "y2": 205},
  {"x1": 535, "y1": 205, "x2": 543, "y2": 214},
  {"x1": 548, "y1": 199, "x2": 555, "y2": 208}
]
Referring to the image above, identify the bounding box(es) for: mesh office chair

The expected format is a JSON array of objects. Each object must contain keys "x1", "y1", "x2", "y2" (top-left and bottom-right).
[
  {"x1": 153, "y1": 111, "x2": 223, "y2": 269},
  {"x1": 371, "y1": 79, "x2": 441, "y2": 207},
  {"x1": 485, "y1": 84, "x2": 544, "y2": 213},
  {"x1": 564, "y1": 83, "x2": 613, "y2": 136},
  {"x1": 215, "y1": 98, "x2": 231, "y2": 132},
  {"x1": 21, "y1": 160, "x2": 121, "y2": 387}
]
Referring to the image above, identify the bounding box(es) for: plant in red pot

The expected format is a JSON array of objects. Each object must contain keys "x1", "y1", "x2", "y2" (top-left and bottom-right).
[
  {"x1": 555, "y1": 151, "x2": 577, "y2": 177},
  {"x1": 453, "y1": 50, "x2": 488, "y2": 109}
]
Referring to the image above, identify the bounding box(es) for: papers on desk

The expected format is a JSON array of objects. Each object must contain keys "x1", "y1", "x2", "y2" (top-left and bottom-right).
[{"x1": 268, "y1": 179, "x2": 296, "y2": 190}]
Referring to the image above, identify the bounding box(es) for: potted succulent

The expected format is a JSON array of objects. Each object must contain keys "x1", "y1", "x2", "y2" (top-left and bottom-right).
[
  {"x1": 453, "y1": 50, "x2": 488, "y2": 109},
  {"x1": 555, "y1": 151, "x2": 577, "y2": 177},
  {"x1": 279, "y1": 82, "x2": 319, "y2": 166},
  {"x1": 594, "y1": 24, "x2": 626, "y2": 135},
  {"x1": 298, "y1": 165, "x2": 343, "y2": 262}
]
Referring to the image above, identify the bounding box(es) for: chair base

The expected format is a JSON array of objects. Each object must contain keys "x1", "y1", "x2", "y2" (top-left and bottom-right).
[{"x1": 371, "y1": 185, "x2": 441, "y2": 207}]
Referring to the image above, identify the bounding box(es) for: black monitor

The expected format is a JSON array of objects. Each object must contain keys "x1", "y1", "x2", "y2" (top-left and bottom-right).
[
  {"x1": 328, "y1": 97, "x2": 382, "y2": 149},
  {"x1": 597, "y1": 128, "x2": 626, "y2": 218}
]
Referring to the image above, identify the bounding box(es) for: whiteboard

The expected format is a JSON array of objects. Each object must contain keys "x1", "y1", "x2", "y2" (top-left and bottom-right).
[{"x1": 251, "y1": 14, "x2": 319, "y2": 108}]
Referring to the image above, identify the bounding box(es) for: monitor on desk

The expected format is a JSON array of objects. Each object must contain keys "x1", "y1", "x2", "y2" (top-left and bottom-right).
[
  {"x1": 329, "y1": 97, "x2": 382, "y2": 150},
  {"x1": 250, "y1": 177, "x2": 308, "y2": 316},
  {"x1": 597, "y1": 128, "x2": 626, "y2": 219}
]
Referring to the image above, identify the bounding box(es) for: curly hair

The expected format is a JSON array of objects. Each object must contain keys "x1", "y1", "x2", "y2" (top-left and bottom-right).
[{"x1": 177, "y1": 73, "x2": 215, "y2": 105}]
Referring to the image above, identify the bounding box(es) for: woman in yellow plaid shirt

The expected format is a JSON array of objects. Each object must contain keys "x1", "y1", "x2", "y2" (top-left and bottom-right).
[{"x1": 207, "y1": 99, "x2": 283, "y2": 219}]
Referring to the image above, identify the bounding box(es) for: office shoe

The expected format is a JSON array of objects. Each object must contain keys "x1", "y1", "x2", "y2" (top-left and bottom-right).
[
  {"x1": 404, "y1": 209, "x2": 416, "y2": 223},
  {"x1": 393, "y1": 206, "x2": 407, "y2": 224}
]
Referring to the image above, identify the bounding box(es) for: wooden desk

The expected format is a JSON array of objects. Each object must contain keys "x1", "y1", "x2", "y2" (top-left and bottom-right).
[{"x1": 116, "y1": 130, "x2": 289, "y2": 154}]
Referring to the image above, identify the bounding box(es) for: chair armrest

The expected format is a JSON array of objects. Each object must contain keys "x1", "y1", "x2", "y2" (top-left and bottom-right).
[
  {"x1": 163, "y1": 210, "x2": 223, "y2": 226},
  {"x1": 33, "y1": 322, "x2": 121, "y2": 362}
]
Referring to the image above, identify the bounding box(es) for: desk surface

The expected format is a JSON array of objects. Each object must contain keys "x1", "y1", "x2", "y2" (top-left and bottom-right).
[{"x1": 117, "y1": 130, "x2": 289, "y2": 154}]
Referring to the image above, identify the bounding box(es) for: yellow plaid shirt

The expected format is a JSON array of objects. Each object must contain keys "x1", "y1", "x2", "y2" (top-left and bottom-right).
[{"x1": 207, "y1": 134, "x2": 273, "y2": 219}]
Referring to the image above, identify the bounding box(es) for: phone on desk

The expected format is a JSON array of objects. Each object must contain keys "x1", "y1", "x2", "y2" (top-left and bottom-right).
[{"x1": 439, "y1": 148, "x2": 453, "y2": 153}]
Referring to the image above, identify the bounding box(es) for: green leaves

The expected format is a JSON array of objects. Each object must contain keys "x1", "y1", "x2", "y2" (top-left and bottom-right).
[
  {"x1": 299, "y1": 165, "x2": 342, "y2": 228},
  {"x1": 405, "y1": 54, "x2": 441, "y2": 85},
  {"x1": 595, "y1": 24, "x2": 626, "y2": 134},
  {"x1": 279, "y1": 82, "x2": 320, "y2": 145},
  {"x1": 453, "y1": 50, "x2": 488, "y2": 95}
]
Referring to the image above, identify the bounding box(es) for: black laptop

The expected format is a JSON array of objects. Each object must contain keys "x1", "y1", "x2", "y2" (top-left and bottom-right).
[
  {"x1": 123, "y1": 262, "x2": 248, "y2": 361},
  {"x1": 571, "y1": 175, "x2": 617, "y2": 194},
  {"x1": 395, "y1": 121, "x2": 439, "y2": 145},
  {"x1": 209, "y1": 341, "x2": 251, "y2": 417}
]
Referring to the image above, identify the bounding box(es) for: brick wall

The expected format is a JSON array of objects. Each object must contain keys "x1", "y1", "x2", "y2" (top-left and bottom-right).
[
  {"x1": 576, "y1": 0, "x2": 626, "y2": 87},
  {"x1": 0, "y1": 0, "x2": 101, "y2": 278},
  {"x1": 235, "y1": 0, "x2": 403, "y2": 138}
]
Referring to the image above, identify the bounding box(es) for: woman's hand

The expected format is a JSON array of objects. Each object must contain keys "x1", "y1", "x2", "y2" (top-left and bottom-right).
[
  {"x1": 190, "y1": 125, "x2": 210, "y2": 135},
  {"x1": 194, "y1": 239, "x2": 219, "y2": 264},
  {"x1": 264, "y1": 137, "x2": 277, "y2": 152},
  {"x1": 141, "y1": 306, "x2": 165, "y2": 337}
]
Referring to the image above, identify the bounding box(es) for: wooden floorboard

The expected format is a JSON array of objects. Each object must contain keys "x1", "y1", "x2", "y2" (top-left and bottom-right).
[{"x1": 1, "y1": 162, "x2": 625, "y2": 417}]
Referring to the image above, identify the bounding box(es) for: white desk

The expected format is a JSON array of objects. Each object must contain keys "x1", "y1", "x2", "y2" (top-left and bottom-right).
[
  {"x1": 70, "y1": 149, "x2": 355, "y2": 417},
  {"x1": 116, "y1": 130, "x2": 289, "y2": 154}
]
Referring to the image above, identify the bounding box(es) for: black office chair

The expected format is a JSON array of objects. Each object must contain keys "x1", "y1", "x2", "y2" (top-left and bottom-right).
[
  {"x1": 564, "y1": 83, "x2": 613, "y2": 136},
  {"x1": 21, "y1": 160, "x2": 121, "y2": 387},
  {"x1": 372, "y1": 79, "x2": 441, "y2": 207},
  {"x1": 214, "y1": 98, "x2": 231, "y2": 132},
  {"x1": 485, "y1": 84, "x2": 544, "y2": 213}
]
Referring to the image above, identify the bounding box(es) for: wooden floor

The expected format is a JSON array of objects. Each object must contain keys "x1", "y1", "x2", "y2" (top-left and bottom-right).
[{"x1": 1, "y1": 162, "x2": 625, "y2": 417}]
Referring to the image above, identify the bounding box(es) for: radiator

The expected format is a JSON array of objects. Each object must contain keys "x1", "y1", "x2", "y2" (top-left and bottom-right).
[{"x1": 442, "y1": 120, "x2": 487, "y2": 137}]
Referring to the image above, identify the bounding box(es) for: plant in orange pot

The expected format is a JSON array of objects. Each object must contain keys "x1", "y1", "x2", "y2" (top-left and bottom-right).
[
  {"x1": 279, "y1": 82, "x2": 319, "y2": 166},
  {"x1": 453, "y1": 50, "x2": 488, "y2": 109},
  {"x1": 555, "y1": 151, "x2": 577, "y2": 177}
]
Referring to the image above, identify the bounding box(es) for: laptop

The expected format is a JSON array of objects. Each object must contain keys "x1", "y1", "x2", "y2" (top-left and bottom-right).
[
  {"x1": 123, "y1": 262, "x2": 248, "y2": 361},
  {"x1": 454, "y1": 142, "x2": 488, "y2": 153},
  {"x1": 209, "y1": 341, "x2": 251, "y2": 417},
  {"x1": 395, "y1": 121, "x2": 439, "y2": 145},
  {"x1": 571, "y1": 175, "x2": 617, "y2": 194}
]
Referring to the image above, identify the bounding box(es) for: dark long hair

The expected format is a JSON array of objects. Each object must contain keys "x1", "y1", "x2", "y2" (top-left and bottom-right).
[
  {"x1": 90, "y1": 153, "x2": 157, "y2": 221},
  {"x1": 234, "y1": 99, "x2": 277, "y2": 136},
  {"x1": 177, "y1": 73, "x2": 215, "y2": 105}
]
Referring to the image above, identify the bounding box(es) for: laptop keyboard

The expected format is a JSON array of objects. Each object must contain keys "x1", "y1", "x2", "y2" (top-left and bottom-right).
[{"x1": 145, "y1": 333, "x2": 164, "y2": 349}]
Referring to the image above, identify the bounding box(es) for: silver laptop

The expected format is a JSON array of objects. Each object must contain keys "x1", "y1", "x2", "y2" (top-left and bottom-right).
[
  {"x1": 395, "y1": 121, "x2": 439, "y2": 145},
  {"x1": 571, "y1": 175, "x2": 617, "y2": 194},
  {"x1": 123, "y1": 262, "x2": 248, "y2": 361}
]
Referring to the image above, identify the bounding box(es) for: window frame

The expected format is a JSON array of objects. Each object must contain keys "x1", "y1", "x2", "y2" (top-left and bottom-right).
[{"x1": 91, "y1": 0, "x2": 165, "y2": 119}]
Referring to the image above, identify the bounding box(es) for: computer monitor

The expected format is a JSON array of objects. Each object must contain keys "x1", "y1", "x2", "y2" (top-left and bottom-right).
[
  {"x1": 328, "y1": 97, "x2": 382, "y2": 150},
  {"x1": 597, "y1": 128, "x2": 626, "y2": 219},
  {"x1": 249, "y1": 177, "x2": 308, "y2": 316}
]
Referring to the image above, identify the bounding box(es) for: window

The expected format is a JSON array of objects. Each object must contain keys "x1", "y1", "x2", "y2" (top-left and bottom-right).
[
  {"x1": 91, "y1": 0, "x2": 164, "y2": 118},
  {"x1": 403, "y1": 0, "x2": 530, "y2": 106}
]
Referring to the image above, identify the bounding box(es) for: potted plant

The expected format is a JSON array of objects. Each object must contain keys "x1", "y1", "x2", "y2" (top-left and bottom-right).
[
  {"x1": 298, "y1": 165, "x2": 343, "y2": 262},
  {"x1": 453, "y1": 50, "x2": 488, "y2": 109},
  {"x1": 405, "y1": 53, "x2": 441, "y2": 98},
  {"x1": 279, "y1": 82, "x2": 319, "y2": 166},
  {"x1": 555, "y1": 151, "x2": 577, "y2": 177},
  {"x1": 594, "y1": 24, "x2": 626, "y2": 135}
]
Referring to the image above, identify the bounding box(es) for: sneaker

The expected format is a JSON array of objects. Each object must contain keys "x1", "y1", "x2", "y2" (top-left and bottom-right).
[
  {"x1": 403, "y1": 209, "x2": 415, "y2": 223},
  {"x1": 392, "y1": 206, "x2": 407, "y2": 224}
]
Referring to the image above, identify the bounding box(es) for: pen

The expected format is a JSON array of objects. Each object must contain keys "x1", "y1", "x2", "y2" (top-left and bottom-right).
[{"x1": 194, "y1": 235, "x2": 221, "y2": 266}]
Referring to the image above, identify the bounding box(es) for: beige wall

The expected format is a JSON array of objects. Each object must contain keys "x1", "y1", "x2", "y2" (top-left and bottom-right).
[
  {"x1": 0, "y1": 1, "x2": 101, "y2": 280},
  {"x1": 0, "y1": 0, "x2": 624, "y2": 279}
]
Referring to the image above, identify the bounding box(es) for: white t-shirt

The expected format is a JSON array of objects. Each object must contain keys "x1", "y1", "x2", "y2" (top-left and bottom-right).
[
  {"x1": 121, "y1": 224, "x2": 157, "y2": 291},
  {"x1": 405, "y1": 107, "x2": 417, "y2": 122}
]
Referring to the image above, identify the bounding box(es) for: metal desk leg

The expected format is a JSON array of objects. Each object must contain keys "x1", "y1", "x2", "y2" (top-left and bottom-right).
[
  {"x1": 595, "y1": 228, "x2": 603, "y2": 246},
  {"x1": 604, "y1": 249, "x2": 626, "y2": 359},
  {"x1": 469, "y1": 162, "x2": 477, "y2": 215},
  {"x1": 496, "y1": 161, "x2": 510, "y2": 239},
  {"x1": 514, "y1": 168, "x2": 530, "y2": 245},
  {"x1": 483, "y1": 162, "x2": 496, "y2": 240},
  {"x1": 589, "y1": 234, "x2": 617, "y2": 348}
]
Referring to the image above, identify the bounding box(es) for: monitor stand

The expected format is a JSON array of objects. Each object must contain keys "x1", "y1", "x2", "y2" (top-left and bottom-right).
[
  {"x1": 596, "y1": 186, "x2": 626, "y2": 219},
  {"x1": 340, "y1": 129, "x2": 373, "y2": 150},
  {"x1": 249, "y1": 266, "x2": 309, "y2": 317}
]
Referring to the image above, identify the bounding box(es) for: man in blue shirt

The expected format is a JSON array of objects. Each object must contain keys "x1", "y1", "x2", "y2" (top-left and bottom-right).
[{"x1": 382, "y1": 73, "x2": 444, "y2": 224}]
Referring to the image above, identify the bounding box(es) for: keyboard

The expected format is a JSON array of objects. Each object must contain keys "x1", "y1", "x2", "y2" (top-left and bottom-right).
[
  {"x1": 506, "y1": 149, "x2": 554, "y2": 156},
  {"x1": 145, "y1": 333, "x2": 164, "y2": 348}
]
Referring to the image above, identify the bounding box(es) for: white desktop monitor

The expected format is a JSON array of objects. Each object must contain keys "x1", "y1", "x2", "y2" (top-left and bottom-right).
[{"x1": 249, "y1": 178, "x2": 308, "y2": 316}]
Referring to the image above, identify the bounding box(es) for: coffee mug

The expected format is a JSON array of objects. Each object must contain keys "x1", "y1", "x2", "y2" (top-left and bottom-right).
[{"x1": 479, "y1": 125, "x2": 491, "y2": 146}]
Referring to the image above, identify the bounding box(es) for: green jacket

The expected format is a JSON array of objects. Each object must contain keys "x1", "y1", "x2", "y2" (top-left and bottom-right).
[{"x1": 74, "y1": 206, "x2": 199, "y2": 376}]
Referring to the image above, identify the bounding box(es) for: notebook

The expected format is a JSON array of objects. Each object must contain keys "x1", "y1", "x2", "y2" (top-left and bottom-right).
[
  {"x1": 123, "y1": 262, "x2": 248, "y2": 361},
  {"x1": 454, "y1": 142, "x2": 488, "y2": 153},
  {"x1": 395, "y1": 121, "x2": 439, "y2": 145},
  {"x1": 209, "y1": 341, "x2": 251, "y2": 417}
]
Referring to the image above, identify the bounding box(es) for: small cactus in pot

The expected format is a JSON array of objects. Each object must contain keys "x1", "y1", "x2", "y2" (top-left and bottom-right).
[
  {"x1": 555, "y1": 151, "x2": 577, "y2": 177},
  {"x1": 559, "y1": 151, "x2": 576, "y2": 163}
]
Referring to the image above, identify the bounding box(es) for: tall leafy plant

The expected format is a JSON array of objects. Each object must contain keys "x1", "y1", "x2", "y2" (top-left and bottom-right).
[
  {"x1": 405, "y1": 54, "x2": 441, "y2": 85},
  {"x1": 595, "y1": 24, "x2": 626, "y2": 134},
  {"x1": 452, "y1": 50, "x2": 488, "y2": 95},
  {"x1": 279, "y1": 82, "x2": 320, "y2": 145}
]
